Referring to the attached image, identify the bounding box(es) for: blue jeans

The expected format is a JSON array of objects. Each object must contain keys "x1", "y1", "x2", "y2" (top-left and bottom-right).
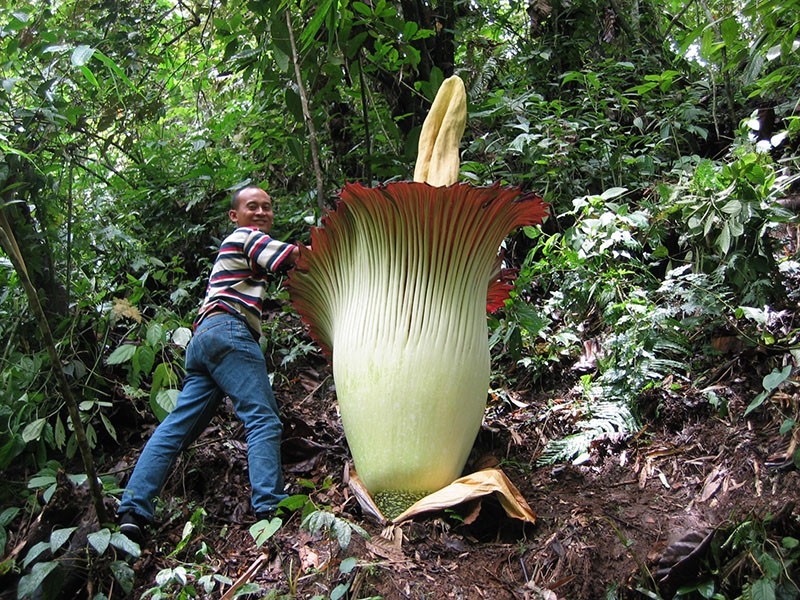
[{"x1": 119, "y1": 313, "x2": 286, "y2": 521}]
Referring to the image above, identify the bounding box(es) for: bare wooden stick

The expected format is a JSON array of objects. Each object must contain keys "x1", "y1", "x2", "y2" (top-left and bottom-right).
[{"x1": 220, "y1": 553, "x2": 269, "y2": 600}]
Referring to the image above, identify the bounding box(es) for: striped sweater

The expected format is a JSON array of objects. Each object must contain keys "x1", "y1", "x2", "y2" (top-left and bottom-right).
[{"x1": 194, "y1": 226, "x2": 296, "y2": 336}]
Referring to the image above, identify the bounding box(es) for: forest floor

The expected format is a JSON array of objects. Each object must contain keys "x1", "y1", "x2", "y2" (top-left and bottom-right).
[
  {"x1": 3, "y1": 309, "x2": 799, "y2": 600},
  {"x1": 104, "y1": 312, "x2": 800, "y2": 600}
]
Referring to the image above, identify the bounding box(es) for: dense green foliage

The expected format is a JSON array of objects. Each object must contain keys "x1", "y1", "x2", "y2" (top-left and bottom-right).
[{"x1": 1, "y1": 0, "x2": 799, "y2": 597}]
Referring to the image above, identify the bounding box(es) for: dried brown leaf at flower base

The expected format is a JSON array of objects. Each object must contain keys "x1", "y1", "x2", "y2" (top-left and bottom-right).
[{"x1": 347, "y1": 467, "x2": 536, "y2": 525}]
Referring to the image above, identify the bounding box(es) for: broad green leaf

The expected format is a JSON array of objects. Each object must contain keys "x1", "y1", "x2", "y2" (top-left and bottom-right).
[
  {"x1": 87, "y1": 529, "x2": 112, "y2": 555},
  {"x1": 763, "y1": 365, "x2": 791, "y2": 392},
  {"x1": 152, "y1": 389, "x2": 179, "y2": 421},
  {"x1": 749, "y1": 577, "x2": 776, "y2": 600},
  {"x1": 43, "y1": 43, "x2": 70, "y2": 53},
  {"x1": 766, "y1": 44, "x2": 782, "y2": 61},
  {"x1": 515, "y1": 303, "x2": 547, "y2": 337},
  {"x1": 403, "y1": 21, "x2": 419, "y2": 40},
  {"x1": 100, "y1": 412, "x2": 118, "y2": 442},
  {"x1": 110, "y1": 531, "x2": 141, "y2": 557},
  {"x1": 757, "y1": 551, "x2": 782, "y2": 579},
  {"x1": 249, "y1": 517, "x2": 282, "y2": 546},
  {"x1": 744, "y1": 390, "x2": 767, "y2": 416},
  {"x1": 233, "y1": 583, "x2": 262, "y2": 596},
  {"x1": 339, "y1": 556, "x2": 357, "y2": 574},
  {"x1": 71, "y1": 45, "x2": 95, "y2": 66},
  {"x1": 23, "y1": 541, "x2": 50, "y2": 568},
  {"x1": 720, "y1": 199, "x2": 742, "y2": 215},
  {"x1": 600, "y1": 187, "x2": 627, "y2": 200},
  {"x1": 21, "y1": 418, "x2": 46, "y2": 443},
  {"x1": 719, "y1": 17, "x2": 739, "y2": 49},
  {"x1": 345, "y1": 31, "x2": 369, "y2": 59},
  {"x1": 269, "y1": 11, "x2": 292, "y2": 58},
  {"x1": 700, "y1": 27, "x2": 716, "y2": 59},
  {"x1": 27, "y1": 475, "x2": 56, "y2": 489},
  {"x1": 695, "y1": 578, "x2": 716, "y2": 598},
  {"x1": 17, "y1": 561, "x2": 60, "y2": 597},
  {"x1": 0, "y1": 507, "x2": 19, "y2": 527},
  {"x1": 86, "y1": 422, "x2": 96, "y2": 448},
  {"x1": 334, "y1": 520, "x2": 351, "y2": 550},
  {"x1": 133, "y1": 345, "x2": 156, "y2": 377},
  {"x1": 352, "y1": 2, "x2": 372, "y2": 16},
  {"x1": 12, "y1": 11, "x2": 34, "y2": 24},
  {"x1": 50, "y1": 527, "x2": 77, "y2": 553},
  {"x1": 703, "y1": 213, "x2": 715, "y2": 237},
  {"x1": 107, "y1": 344, "x2": 136, "y2": 365},
  {"x1": 150, "y1": 362, "x2": 179, "y2": 420},
  {"x1": 716, "y1": 222, "x2": 731, "y2": 255},
  {"x1": 79, "y1": 64, "x2": 99, "y2": 89},
  {"x1": 146, "y1": 322, "x2": 164, "y2": 347},
  {"x1": 284, "y1": 87, "x2": 304, "y2": 122},
  {"x1": 181, "y1": 520, "x2": 194, "y2": 541},
  {"x1": 110, "y1": 560, "x2": 135, "y2": 593},
  {"x1": 331, "y1": 583, "x2": 350, "y2": 600}
]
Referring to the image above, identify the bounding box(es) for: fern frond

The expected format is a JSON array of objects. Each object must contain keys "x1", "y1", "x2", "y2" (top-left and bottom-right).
[{"x1": 536, "y1": 399, "x2": 637, "y2": 465}]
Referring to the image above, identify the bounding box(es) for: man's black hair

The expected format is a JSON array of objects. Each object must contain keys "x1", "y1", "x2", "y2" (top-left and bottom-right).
[
  {"x1": 231, "y1": 186, "x2": 269, "y2": 210},
  {"x1": 231, "y1": 188, "x2": 245, "y2": 210}
]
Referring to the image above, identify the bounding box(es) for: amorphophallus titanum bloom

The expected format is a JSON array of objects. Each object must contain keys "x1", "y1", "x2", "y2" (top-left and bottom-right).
[{"x1": 287, "y1": 75, "x2": 547, "y2": 517}]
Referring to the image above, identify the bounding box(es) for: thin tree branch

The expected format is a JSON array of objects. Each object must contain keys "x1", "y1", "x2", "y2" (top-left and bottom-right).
[
  {"x1": 663, "y1": 0, "x2": 694, "y2": 39},
  {"x1": 285, "y1": 10, "x2": 326, "y2": 212},
  {"x1": 358, "y1": 50, "x2": 372, "y2": 184},
  {"x1": 697, "y1": 0, "x2": 737, "y2": 131},
  {"x1": 0, "y1": 207, "x2": 108, "y2": 524}
]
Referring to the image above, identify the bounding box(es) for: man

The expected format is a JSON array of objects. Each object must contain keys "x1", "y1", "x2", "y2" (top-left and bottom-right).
[{"x1": 118, "y1": 186, "x2": 300, "y2": 544}]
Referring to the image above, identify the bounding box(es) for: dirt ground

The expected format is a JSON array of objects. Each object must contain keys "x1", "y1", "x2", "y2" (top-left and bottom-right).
[
  {"x1": 109, "y1": 335, "x2": 799, "y2": 600},
  {"x1": 1, "y1": 310, "x2": 797, "y2": 600}
]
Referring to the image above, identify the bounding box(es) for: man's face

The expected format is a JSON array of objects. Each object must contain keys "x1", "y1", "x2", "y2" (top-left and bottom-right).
[{"x1": 229, "y1": 188, "x2": 274, "y2": 234}]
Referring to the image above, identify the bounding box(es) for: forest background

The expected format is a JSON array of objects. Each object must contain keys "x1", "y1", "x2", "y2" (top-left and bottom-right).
[{"x1": 1, "y1": 0, "x2": 799, "y2": 598}]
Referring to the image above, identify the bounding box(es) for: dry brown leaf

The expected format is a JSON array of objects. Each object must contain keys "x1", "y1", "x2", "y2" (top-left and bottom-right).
[
  {"x1": 393, "y1": 468, "x2": 536, "y2": 524},
  {"x1": 298, "y1": 545, "x2": 320, "y2": 570},
  {"x1": 347, "y1": 466, "x2": 536, "y2": 525},
  {"x1": 698, "y1": 466, "x2": 726, "y2": 502},
  {"x1": 367, "y1": 530, "x2": 405, "y2": 562}
]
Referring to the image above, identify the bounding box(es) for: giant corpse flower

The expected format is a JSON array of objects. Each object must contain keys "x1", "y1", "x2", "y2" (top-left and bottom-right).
[{"x1": 287, "y1": 76, "x2": 548, "y2": 517}]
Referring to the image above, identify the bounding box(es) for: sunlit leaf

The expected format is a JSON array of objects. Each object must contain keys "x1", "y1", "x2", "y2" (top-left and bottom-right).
[
  {"x1": 249, "y1": 517, "x2": 282, "y2": 546},
  {"x1": 70, "y1": 44, "x2": 95, "y2": 66},
  {"x1": 171, "y1": 327, "x2": 192, "y2": 348},
  {"x1": 107, "y1": 344, "x2": 136, "y2": 365}
]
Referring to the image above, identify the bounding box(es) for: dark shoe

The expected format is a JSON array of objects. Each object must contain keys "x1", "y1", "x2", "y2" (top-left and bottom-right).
[
  {"x1": 119, "y1": 512, "x2": 146, "y2": 545},
  {"x1": 254, "y1": 510, "x2": 276, "y2": 521}
]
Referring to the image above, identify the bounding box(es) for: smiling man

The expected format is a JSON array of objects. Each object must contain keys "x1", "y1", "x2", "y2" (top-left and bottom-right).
[{"x1": 117, "y1": 186, "x2": 299, "y2": 544}]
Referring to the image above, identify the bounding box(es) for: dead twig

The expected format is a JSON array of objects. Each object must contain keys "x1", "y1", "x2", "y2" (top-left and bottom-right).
[{"x1": 220, "y1": 552, "x2": 269, "y2": 600}]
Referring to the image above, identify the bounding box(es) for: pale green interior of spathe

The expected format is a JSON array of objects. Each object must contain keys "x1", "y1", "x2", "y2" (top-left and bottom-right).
[
  {"x1": 333, "y1": 298, "x2": 490, "y2": 494},
  {"x1": 325, "y1": 189, "x2": 498, "y2": 494}
]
